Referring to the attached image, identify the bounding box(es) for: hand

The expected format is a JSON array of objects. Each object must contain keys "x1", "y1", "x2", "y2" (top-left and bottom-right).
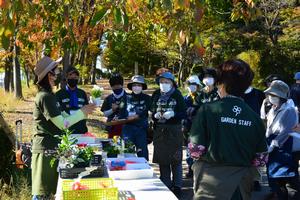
[
  {"x1": 187, "y1": 107, "x2": 195, "y2": 117},
  {"x1": 127, "y1": 114, "x2": 139, "y2": 121},
  {"x1": 112, "y1": 103, "x2": 119, "y2": 112},
  {"x1": 81, "y1": 104, "x2": 97, "y2": 116},
  {"x1": 163, "y1": 111, "x2": 175, "y2": 120},
  {"x1": 268, "y1": 140, "x2": 278, "y2": 153},
  {"x1": 154, "y1": 112, "x2": 162, "y2": 119},
  {"x1": 292, "y1": 123, "x2": 300, "y2": 133}
]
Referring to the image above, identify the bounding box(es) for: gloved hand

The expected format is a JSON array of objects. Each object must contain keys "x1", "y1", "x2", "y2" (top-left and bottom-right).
[
  {"x1": 154, "y1": 112, "x2": 162, "y2": 119},
  {"x1": 268, "y1": 140, "x2": 279, "y2": 153},
  {"x1": 163, "y1": 111, "x2": 175, "y2": 120}
]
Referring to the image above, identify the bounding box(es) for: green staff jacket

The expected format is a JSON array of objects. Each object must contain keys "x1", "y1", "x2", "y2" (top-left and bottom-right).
[{"x1": 190, "y1": 96, "x2": 267, "y2": 166}]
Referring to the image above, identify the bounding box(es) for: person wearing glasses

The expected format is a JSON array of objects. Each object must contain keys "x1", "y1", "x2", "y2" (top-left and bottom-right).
[{"x1": 32, "y1": 56, "x2": 96, "y2": 200}]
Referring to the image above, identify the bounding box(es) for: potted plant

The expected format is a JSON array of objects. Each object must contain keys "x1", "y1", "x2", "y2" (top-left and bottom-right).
[
  {"x1": 90, "y1": 85, "x2": 103, "y2": 106},
  {"x1": 50, "y1": 129, "x2": 95, "y2": 169},
  {"x1": 123, "y1": 138, "x2": 137, "y2": 158}
]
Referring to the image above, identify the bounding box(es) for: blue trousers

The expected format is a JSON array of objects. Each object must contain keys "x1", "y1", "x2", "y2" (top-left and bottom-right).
[
  {"x1": 122, "y1": 124, "x2": 149, "y2": 160},
  {"x1": 159, "y1": 163, "x2": 183, "y2": 189}
]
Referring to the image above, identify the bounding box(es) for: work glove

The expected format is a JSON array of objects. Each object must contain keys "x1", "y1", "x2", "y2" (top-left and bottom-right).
[
  {"x1": 154, "y1": 112, "x2": 162, "y2": 119},
  {"x1": 163, "y1": 111, "x2": 175, "y2": 120},
  {"x1": 268, "y1": 140, "x2": 279, "y2": 153}
]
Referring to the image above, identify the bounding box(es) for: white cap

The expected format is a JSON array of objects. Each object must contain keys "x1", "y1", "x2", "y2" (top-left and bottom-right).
[{"x1": 187, "y1": 75, "x2": 200, "y2": 85}]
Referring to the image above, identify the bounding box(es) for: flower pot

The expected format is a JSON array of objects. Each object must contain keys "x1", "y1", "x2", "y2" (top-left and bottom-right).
[
  {"x1": 107, "y1": 153, "x2": 118, "y2": 158},
  {"x1": 123, "y1": 153, "x2": 137, "y2": 158},
  {"x1": 74, "y1": 161, "x2": 90, "y2": 168},
  {"x1": 90, "y1": 97, "x2": 103, "y2": 107}
]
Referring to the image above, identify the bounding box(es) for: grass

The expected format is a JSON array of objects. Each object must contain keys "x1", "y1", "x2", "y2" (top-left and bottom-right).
[{"x1": 0, "y1": 167, "x2": 32, "y2": 200}]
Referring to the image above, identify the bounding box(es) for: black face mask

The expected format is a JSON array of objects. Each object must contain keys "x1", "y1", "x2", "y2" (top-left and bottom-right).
[
  {"x1": 113, "y1": 88, "x2": 123, "y2": 95},
  {"x1": 67, "y1": 79, "x2": 78, "y2": 88}
]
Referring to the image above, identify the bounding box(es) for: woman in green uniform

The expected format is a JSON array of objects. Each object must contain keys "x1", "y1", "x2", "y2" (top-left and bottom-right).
[
  {"x1": 32, "y1": 56, "x2": 96, "y2": 200},
  {"x1": 189, "y1": 59, "x2": 267, "y2": 200}
]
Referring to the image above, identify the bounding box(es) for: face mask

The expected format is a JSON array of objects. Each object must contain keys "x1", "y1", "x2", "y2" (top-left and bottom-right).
[
  {"x1": 203, "y1": 77, "x2": 214, "y2": 86},
  {"x1": 113, "y1": 88, "x2": 123, "y2": 95},
  {"x1": 268, "y1": 95, "x2": 280, "y2": 106},
  {"x1": 160, "y1": 83, "x2": 172, "y2": 93},
  {"x1": 244, "y1": 86, "x2": 253, "y2": 94},
  {"x1": 67, "y1": 78, "x2": 78, "y2": 88},
  {"x1": 188, "y1": 85, "x2": 197, "y2": 93},
  {"x1": 132, "y1": 86, "x2": 142, "y2": 94}
]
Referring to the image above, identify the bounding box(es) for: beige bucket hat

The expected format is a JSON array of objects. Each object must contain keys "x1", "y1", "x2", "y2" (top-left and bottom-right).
[{"x1": 34, "y1": 56, "x2": 62, "y2": 83}]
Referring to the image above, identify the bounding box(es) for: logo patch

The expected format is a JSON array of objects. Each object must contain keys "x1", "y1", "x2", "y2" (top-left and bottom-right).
[{"x1": 232, "y1": 106, "x2": 242, "y2": 116}]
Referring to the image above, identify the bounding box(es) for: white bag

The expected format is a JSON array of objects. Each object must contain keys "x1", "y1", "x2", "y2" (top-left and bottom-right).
[{"x1": 289, "y1": 132, "x2": 300, "y2": 152}]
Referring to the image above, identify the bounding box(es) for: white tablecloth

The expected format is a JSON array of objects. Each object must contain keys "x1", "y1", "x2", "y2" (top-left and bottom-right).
[{"x1": 55, "y1": 176, "x2": 178, "y2": 200}]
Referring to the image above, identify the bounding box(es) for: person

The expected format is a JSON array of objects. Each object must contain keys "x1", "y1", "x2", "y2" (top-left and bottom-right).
[
  {"x1": 182, "y1": 75, "x2": 202, "y2": 178},
  {"x1": 101, "y1": 73, "x2": 127, "y2": 138},
  {"x1": 32, "y1": 56, "x2": 96, "y2": 199},
  {"x1": 55, "y1": 67, "x2": 89, "y2": 134},
  {"x1": 121, "y1": 75, "x2": 151, "y2": 160},
  {"x1": 260, "y1": 74, "x2": 283, "y2": 121},
  {"x1": 195, "y1": 67, "x2": 219, "y2": 107},
  {"x1": 242, "y1": 72, "x2": 265, "y2": 191},
  {"x1": 151, "y1": 71, "x2": 186, "y2": 198},
  {"x1": 290, "y1": 71, "x2": 300, "y2": 111},
  {"x1": 243, "y1": 86, "x2": 265, "y2": 115},
  {"x1": 264, "y1": 80, "x2": 300, "y2": 200},
  {"x1": 189, "y1": 59, "x2": 267, "y2": 200}
]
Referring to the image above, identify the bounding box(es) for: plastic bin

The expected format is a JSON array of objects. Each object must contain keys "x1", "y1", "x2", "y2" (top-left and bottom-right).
[{"x1": 62, "y1": 178, "x2": 118, "y2": 200}]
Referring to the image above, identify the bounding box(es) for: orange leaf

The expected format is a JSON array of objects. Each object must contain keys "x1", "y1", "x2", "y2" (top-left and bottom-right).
[{"x1": 0, "y1": 0, "x2": 6, "y2": 8}]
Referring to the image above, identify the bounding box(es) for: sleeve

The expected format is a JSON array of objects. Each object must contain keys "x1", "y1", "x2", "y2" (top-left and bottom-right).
[
  {"x1": 189, "y1": 105, "x2": 208, "y2": 146},
  {"x1": 150, "y1": 90, "x2": 159, "y2": 120},
  {"x1": 137, "y1": 94, "x2": 151, "y2": 119},
  {"x1": 41, "y1": 93, "x2": 61, "y2": 120},
  {"x1": 83, "y1": 91, "x2": 89, "y2": 105},
  {"x1": 174, "y1": 92, "x2": 187, "y2": 120},
  {"x1": 101, "y1": 96, "x2": 111, "y2": 112},
  {"x1": 260, "y1": 99, "x2": 267, "y2": 119},
  {"x1": 273, "y1": 108, "x2": 298, "y2": 147},
  {"x1": 50, "y1": 110, "x2": 86, "y2": 130}
]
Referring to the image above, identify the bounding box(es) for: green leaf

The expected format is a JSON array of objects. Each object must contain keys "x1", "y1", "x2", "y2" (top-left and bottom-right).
[
  {"x1": 90, "y1": 8, "x2": 109, "y2": 26},
  {"x1": 163, "y1": 0, "x2": 172, "y2": 10},
  {"x1": 114, "y1": 7, "x2": 122, "y2": 24},
  {"x1": 177, "y1": 0, "x2": 184, "y2": 8},
  {"x1": 1, "y1": 35, "x2": 10, "y2": 50},
  {"x1": 122, "y1": 12, "x2": 129, "y2": 27},
  {"x1": 148, "y1": 0, "x2": 155, "y2": 9}
]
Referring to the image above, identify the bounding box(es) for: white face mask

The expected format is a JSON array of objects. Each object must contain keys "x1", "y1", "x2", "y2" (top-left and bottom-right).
[
  {"x1": 188, "y1": 85, "x2": 197, "y2": 93},
  {"x1": 160, "y1": 83, "x2": 172, "y2": 93},
  {"x1": 203, "y1": 77, "x2": 214, "y2": 86},
  {"x1": 132, "y1": 86, "x2": 142, "y2": 94},
  {"x1": 268, "y1": 95, "x2": 280, "y2": 106}
]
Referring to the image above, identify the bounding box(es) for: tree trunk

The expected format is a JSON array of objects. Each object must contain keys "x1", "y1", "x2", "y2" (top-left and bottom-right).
[
  {"x1": 177, "y1": 45, "x2": 184, "y2": 87},
  {"x1": 13, "y1": 41, "x2": 23, "y2": 99},
  {"x1": 4, "y1": 59, "x2": 11, "y2": 92},
  {"x1": 24, "y1": 65, "x2": 30, "y2": 88},
  {"x1": 61, "y1": 48, "x2": 71, "y2": 89},
  {"x1": 91, "y1": 59, "x2": 96, "y2": 84},
  {"x1": 134, "y1": 62, "x2": 138, "y2": 75}
]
